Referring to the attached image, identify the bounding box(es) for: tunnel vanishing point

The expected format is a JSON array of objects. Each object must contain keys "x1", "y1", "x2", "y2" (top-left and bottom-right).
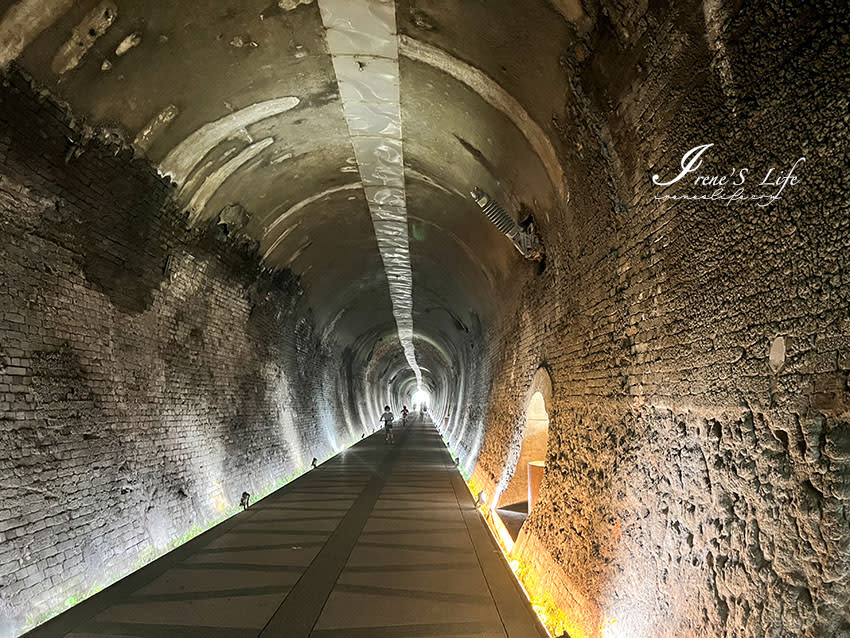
[{"x1": 0, "y1": 0, "x2": 849, "y2": 636}]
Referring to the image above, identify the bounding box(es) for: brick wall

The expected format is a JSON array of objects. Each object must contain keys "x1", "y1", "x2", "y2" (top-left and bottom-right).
[
  {"x1": 469, "y1": 0, "x2": 850, "y2": 636},
  {"x1": 0, "y1": 70, "x2": 357, "y2": 635},
  {"x1": 1, "y1": 0, "x2": 848, "y2": 635}
]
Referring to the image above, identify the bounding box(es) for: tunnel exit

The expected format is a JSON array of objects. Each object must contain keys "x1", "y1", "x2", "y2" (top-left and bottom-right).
[{"x1": 411, "y1": 388, "x2": 431, "y2": 410}]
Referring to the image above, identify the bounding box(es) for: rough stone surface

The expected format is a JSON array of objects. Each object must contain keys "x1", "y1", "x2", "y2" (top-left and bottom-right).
[
  {"x1": 470, "y1": 1, "x2": 850, "y2": 636},
  {"x1": 0, "y1": 0, "x2": 848, "y2": 636},
  {"x1": 0, "y1": 72, "x2": 359, "y2": 634}
]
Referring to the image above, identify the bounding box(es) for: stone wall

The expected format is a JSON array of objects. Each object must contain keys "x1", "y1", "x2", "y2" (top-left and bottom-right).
[
  {"x1": 0, "y1": 70, "x2": 356, "y2": 635},
  {"x1": 469, "y1": 0, "x2": 850, "y2": 636},
  {"x1": 1, "y1": 0, "x2": 848, "y2": 635}
]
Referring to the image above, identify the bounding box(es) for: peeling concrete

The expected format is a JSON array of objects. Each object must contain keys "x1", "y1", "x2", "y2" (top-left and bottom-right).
[
  {"x1": 186, "y1": 137, "x2": 275, "y2": 219},
  {"x1": 159, "y1": 98, "x2": 300, "y2": 185},
  {"x1": 115, "y1": 32, "x2": 142, "y2": 56},
  {"x1": 133, "y1": 104, "x2": 180, "y2": 154},
  {"x1": 769, "y1": 336, "x2": 786, "y2": 372},
  {"x1": 229, "y1": 34, "x2": 259, "y2": 49},
  {"x1": 279, "y1": 0, "x2": 316, "y2": 10},
  {"x1": 50, "y1": 1, "x2": 118, "y2": 75},
  {"x1": 550, "y1": 0, "x2": 586, "y2": 22},
  {"x1": 703, "y1": 0, "x2": 738, "y2": 103},
  {"x1": 0, "y1": 0, "x2": 74, "y2": 68}
]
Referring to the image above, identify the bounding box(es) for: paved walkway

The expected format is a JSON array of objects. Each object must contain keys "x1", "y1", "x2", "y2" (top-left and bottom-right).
[{"x1": 27, "y1": 416, "x2": 547, "y2": 638}]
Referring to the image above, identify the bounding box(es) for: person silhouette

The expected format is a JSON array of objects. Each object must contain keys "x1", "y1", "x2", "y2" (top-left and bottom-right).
[{"x1": 379, "y1": 405, "x2": 395, "y2": 443}]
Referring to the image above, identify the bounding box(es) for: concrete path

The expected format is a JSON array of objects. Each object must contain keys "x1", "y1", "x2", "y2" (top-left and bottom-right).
[{"x1": 26, "y1": 416, "x2": 547, "y2": 638}]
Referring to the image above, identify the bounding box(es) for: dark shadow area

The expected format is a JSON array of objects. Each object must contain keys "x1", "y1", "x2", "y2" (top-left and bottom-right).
[{"x1": 496, "y1": 502, "x2": 529, "y2": 543}]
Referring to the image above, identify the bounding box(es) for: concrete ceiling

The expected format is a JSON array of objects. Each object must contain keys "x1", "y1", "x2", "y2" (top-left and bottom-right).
[{"x1": 1, "y1": 0, "x2": 579, "y2": 396}]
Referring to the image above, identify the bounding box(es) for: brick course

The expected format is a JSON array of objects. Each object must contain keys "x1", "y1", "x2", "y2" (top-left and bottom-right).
[
  {"x1": 468, "y1": 1, "x2": 850, "y2": 636},
  {"x1": 0, "y1": 70, "x2": 356, "y2": 634}
]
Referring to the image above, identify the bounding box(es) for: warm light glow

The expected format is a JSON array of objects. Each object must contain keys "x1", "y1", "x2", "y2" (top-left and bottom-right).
[
  {"x1": 527, "y1": 391, "x2": 549, "y2": 422},
  {"x1": 411, "y1": 388, "x2": 430, "y2": 407},
  {"x1": 491, "y1": 508, "x2": 516, "y2": 553},
  {"x1": 464, "y1": 477, "x2": 578, "y2": 638}
]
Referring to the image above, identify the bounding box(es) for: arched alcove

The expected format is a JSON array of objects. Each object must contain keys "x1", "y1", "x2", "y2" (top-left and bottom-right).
[{"x1": 495, "y1": 367, "x2": 553, "y2": 542}]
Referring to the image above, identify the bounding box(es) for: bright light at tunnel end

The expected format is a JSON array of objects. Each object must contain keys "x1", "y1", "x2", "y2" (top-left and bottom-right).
[{"x1": 411, "y1": 388, "x2": 430, "y2": 406}]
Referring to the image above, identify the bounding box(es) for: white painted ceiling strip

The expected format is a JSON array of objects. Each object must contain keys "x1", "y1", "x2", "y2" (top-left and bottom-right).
[
  {"x1": 160, "y1": 98, "x2": 300, "y2": 183},
  {"x1": 187, "y1": 137, "x2": 274, "y2": 220},
  {"x1": 318, "y1": 0, "x2": 422, "y2": 388}
]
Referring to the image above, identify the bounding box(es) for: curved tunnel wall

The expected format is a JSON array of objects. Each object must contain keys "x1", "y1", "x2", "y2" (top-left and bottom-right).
[
  {"x1": 0, "y1": 59, "x2": 504, "y2": 631},
  {"x1": 0, "y1": 76, "x2": 376, "y2": 634},
  {"x1": 465, "y1": 2, "x2": 850, "y2": 637},
  {"x1": 0, "y1": 0, "x2": 848, "y2": 637}
]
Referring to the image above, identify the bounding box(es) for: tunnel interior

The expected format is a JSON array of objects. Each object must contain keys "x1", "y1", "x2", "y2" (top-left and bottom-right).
[{"x1": 1, "y1": 0, "x2": 849, "y2": 636}]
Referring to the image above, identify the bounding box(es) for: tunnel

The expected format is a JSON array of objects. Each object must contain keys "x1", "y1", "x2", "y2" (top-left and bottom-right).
[{"x1": 0, "y1": 0, "x2": 849, "y2": 636}]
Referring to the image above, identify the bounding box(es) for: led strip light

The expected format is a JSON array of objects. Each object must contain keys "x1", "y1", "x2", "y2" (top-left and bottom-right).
[{"x1": 318, "y1": 0, "x2": 422, "y2": 388}]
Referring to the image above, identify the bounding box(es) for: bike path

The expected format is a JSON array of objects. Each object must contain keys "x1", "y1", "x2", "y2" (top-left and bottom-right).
[{"x1": 26, "y1": 416, "x2": 547, "y2": 638}]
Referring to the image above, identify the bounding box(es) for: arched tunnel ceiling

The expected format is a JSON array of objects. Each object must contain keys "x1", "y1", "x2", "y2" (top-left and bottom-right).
[{"x1": 1, "y1": 0, "x2": 578, "y2": 379}]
